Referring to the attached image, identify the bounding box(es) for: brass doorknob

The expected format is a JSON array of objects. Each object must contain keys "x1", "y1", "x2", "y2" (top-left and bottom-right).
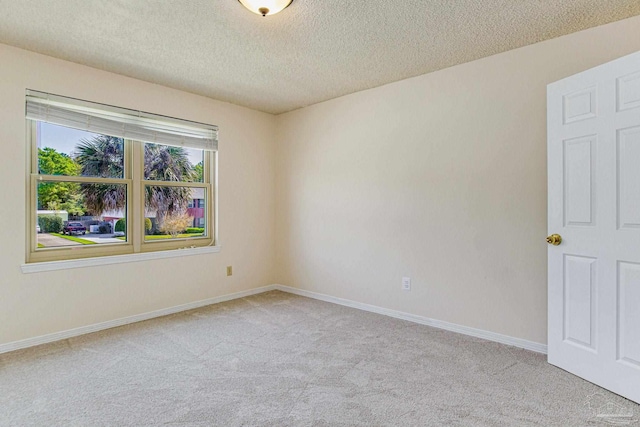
[{"x1": 546, "y1": 234, "x2": 562, "y2": 246}]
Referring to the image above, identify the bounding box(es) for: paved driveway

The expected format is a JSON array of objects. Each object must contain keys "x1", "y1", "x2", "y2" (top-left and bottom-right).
[
  {"x1": 37, "y1": 233, "x2": 80, "y2": 247},
  {"x1": 82, "y1": 234, "x2": 125, "y2": 244}
]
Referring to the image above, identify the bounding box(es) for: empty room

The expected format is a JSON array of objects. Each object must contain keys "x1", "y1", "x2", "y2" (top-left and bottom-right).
[{"x1": 1, "y1": 1, "x2": 640, "y2": 425}]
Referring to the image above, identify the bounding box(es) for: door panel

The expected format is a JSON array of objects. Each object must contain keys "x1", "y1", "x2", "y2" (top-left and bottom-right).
[
  {"x1": 563, "y1": 135, "x2": 596, "y2": 226},
  {"x1": 563, "y1": 255, "x2": 597, "y2": 351},
  {"x1": 563, "y1": 86, "x2": 597, "y2": 123},
  {"x1": 617, "y1": 262, "x2": 640, "y2": 368},
  {"x1": 617, "y1": 71, "x2": 640, "y2": 112},
  {"x1": 548, "y1": 50, "x2": 640, "y2": 404},
  {"x1": 617, "y1": 127, "x2": 640, "y2": 229}
]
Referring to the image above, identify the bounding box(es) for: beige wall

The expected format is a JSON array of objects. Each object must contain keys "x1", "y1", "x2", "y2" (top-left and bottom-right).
[
  {"x1": 0, "y1": 44, "x2": 277, "y2": 345},
  {"x1": 274, "y1": 16, "x2": 640, "y2": 345}
]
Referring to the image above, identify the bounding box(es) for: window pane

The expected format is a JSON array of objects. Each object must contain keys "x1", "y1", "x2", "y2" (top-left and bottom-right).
[
  {"x1": 144, "y1": 185, "x2": 206, "y2": 240},
  {"x1": 36, "y1": 181, "x2": 127, "y2": 249},
  {"x1": 144, "y1": 143, "x2": 204, "y2": 183},
  {"x1": 37, "y1": 122, "x2": 124, "y2": 179}
]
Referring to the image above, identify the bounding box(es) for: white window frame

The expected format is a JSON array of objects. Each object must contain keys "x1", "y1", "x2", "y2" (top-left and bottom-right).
[{"x1": 25, "y1": 95, "x2": 218, "y2": 266}]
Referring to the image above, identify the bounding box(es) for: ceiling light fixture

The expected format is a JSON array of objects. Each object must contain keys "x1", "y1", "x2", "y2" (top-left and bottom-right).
[{"x1": 238, "y1": 0, "x2": 294, "y2": 17}]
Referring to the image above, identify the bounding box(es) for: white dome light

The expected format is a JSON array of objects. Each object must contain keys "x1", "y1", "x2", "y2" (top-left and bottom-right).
[{"x1": 238, "y1": 0, "x2": 294, "y2": 17}]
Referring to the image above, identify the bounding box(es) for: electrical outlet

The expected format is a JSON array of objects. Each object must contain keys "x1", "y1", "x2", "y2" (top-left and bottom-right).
[
  {"x1": 402, "y1": 276, "x2": 411, "y2": 291},
  {"x1": 226, "y1": 266, "x2": 233, "y2": 276}
]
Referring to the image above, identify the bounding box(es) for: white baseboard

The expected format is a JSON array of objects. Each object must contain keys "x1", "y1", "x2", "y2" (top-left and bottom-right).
[
  {"x1": 273, "y1": 285, "x2": 548, "y2": 354},
  {"x1": 0, "y1": 285, "x2": 277, "y2": 355},
  {"x1": 0, "y1": 283, "x2": 547, "y2": 355}
]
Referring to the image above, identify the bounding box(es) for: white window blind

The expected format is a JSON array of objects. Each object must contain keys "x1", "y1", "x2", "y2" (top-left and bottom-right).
[{"x1": 26, "y1": 90, "x2": 218, "y2": 151}]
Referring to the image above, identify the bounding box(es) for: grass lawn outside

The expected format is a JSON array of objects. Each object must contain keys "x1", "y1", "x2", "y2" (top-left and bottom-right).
[
  {"x1": 37, "y1": 243, "x2": 44, "y2": 248},
  {"x1": 51, "y1": 233, "x2": 97, "y2": 245}
]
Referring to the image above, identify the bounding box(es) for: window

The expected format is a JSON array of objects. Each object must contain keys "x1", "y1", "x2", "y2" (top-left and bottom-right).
[{"x1": 26, "y1": 91, "x2": 218, "y2": 263}]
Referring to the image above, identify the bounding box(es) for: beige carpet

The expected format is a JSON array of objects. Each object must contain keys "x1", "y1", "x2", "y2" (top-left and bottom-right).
[{"x1": 1, "y1": 290, "x2": 637, "y2": 426}]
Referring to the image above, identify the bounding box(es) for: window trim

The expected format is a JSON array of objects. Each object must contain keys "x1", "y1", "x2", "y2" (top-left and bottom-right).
[
  {"x1": 26, "y1": 115, "x2": 218, "y2": 265},
  {"x1": 21, "y1": 245, "x2": 221, "y2": 274}
]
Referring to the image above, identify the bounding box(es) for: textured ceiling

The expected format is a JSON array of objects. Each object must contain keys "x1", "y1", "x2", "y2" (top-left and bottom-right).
[{"x1": 0, "y1": 1, "x2": 639, "y2": 114}]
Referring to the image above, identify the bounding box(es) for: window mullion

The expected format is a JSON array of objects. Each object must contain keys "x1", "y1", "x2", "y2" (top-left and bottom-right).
[
  {"x1": 143, "y1": 179, "x2": 208, "y2": 188},
  {"x1": 29, "y1": 175, "x2": 37, "y2": 255},
  {"x1": 32, "y1": 174, "x2": 130, "y2": 185},
  {"x1": 130, "y1": 140, "x2": 142, "y2": 253},
  {"x1": 210, "y1": 151, "x2": 218, "y2": 245},
  {"x1": 27, "y1": 121, "x2": 36, "y2": 258}
]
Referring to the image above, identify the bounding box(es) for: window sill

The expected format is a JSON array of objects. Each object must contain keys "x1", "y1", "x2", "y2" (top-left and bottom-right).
[{"x1": 21, "y1": 245, "x2": 221, "y2": 274}]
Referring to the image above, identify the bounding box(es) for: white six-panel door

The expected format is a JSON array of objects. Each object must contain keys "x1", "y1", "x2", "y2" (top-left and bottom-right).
[{"x1": 548, "y1": 50, "x2": 640, "y2": 404}]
